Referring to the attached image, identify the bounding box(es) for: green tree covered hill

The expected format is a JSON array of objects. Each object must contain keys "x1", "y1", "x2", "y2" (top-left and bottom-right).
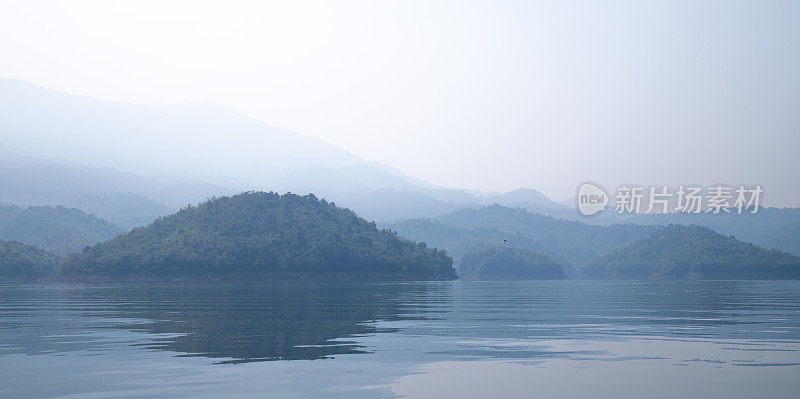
[
  {"x1": 582, "y1": 224, "x2": 800, "y2": 279},
  {"x1": 0, "y1": 239, "x2": 59, "y2": 279},
  {"x1": 60, "y1": 192, "x2": 456, "y2": 280},
  {"x1": 461, "y1": 246, "x2": 565, "y2": 280}
]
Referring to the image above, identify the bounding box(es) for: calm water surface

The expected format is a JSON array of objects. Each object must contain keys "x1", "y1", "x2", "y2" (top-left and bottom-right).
[{"x1": 1, "y1": 280, "x2": 799, "y2": 398}]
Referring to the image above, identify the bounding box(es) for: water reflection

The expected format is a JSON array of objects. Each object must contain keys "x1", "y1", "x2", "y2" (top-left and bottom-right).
[
  {"x1": 134, "y1": 279, "x2": 800, "y2": 365},
  {"x1": 2, "y1": 281, "x2": 800, "y2": 398},
  {"x1": 3, "y1": 281, "x2": 800, "y2": 364},
  {"x1": 0, "y1": 281, "x2": 452, "y2": 363}
]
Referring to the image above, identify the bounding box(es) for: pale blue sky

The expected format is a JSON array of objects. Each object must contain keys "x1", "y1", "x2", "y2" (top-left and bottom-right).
[{"x1": 1, "y1": 0, "x2": 798, "y2": 205}]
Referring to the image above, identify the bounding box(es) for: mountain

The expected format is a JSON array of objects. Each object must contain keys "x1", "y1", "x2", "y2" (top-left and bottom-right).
[
  {"x1": 386, "y1": 218, "x2": 564, "y2": 276},
  {"x1": 418, "y1": 205, "x2": 662, "y2": 271},
  {"x1": 582, "y1": 224, "x2": 800, "y2": 279},
  {"x1": 0, "y1": 78, "x2": 362, "y2": 185},
  {"x1": 460, "y1": 247, "x2": 565, "y2": 280},
  {"x1": 68, "y1": 193, "x2": 173, "y2": 230},
  {"x1": 620, "y1": 208, "x2": 800, "y2": 256},
  {"x1": 60, "y1": 192, "x2": 456, "y2": 280},
  {"x1": 552, "y1": 203, "x2": 800, "y2": 256},
  {"x1": 482, "y1": 188, "x2": 569, "y2": 211},
  {"x1": 0, "y1": 205, "x2": 121, "y2": 255},
  {"x1": 0, "y1": 239, "x2": 59, "y2": 279},
  {"x1": 0, "y1": 79, "x2": 574, "y2": 223},
  {"x1": 0, "y1": 156, "x2": 237, "y2": 227},
  {"x1": 764, "y1": 221, "x2": 800, "y2": 256},
  {"x1": 329, "y1": 188, "x2": 476, "y2": 223},
  {"x1": 272, "y1": 167, "x2": 574, "y2": 222}
]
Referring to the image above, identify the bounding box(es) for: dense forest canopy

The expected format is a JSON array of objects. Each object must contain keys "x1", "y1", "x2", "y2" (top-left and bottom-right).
[
  {"x1": 60, "y1": 192, "x2": 456, "y2": 279},
  {"x1": 460, "y1": 246, "x2": 565, "y2": 280},
  {"x1": 0, "y1": 204, "x2": 121, "y2": 255},
  {"x1": 0, "y1": 239, "x2": 59, "y2": 279},
  {"x1": 582, "y1": 224, "x2": 800, "y2": 279}
]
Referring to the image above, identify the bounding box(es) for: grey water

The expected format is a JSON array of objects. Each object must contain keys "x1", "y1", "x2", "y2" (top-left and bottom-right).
[{"x1": 1, "y1": 280, "x2": 799, "y2": 398}]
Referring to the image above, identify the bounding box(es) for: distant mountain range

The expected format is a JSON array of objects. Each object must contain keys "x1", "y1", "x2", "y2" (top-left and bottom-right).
[
  {"x1": 0, "y1": 78, "x2": 360, "y2": 184},
  {"x1": 0, "y1": 204, "x2": 120, "y2": 255},
  {"x1": 0, "y1": 157, "x2": 222, "y2": 228},
  {"x1": 388, "y1": 205, "x2": 663, "y2": 276},
  {"x1": 0, "y1": 78, "x2": 569, "y2": 225},
  {"x1": 2, "y1": 78, "x2": 799, "y2": 281},
  {"x1": 389, "y1": 206, "x2": 800, "y2": 280}
]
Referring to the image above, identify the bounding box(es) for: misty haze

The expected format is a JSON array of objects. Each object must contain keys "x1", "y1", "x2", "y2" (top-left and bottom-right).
[{"x1": 1, "y1": 1, "x2": 799, "y2": 399}]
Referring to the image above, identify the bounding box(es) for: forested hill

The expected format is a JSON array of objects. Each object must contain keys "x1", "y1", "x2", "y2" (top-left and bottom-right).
[
  {"x1": 461, "y1": 247, "x2": 565, "y2": 280},
  {"x1": 0, "y1": 239, "x2": 59, "y2": 279},
  {"x1": 0, "y1": 205, "x2": 121, "y2": 255},
  {"x1": 582, "y1": 224, "x2": 800, "y2": 279},
  {"x1": 388, "y1": 205, "x2": 661, "y2": 276},
  {"x1": 60, "y1": 192, "x2": 456, "y2": 279},
  {"x1": 435, "y1": 206, "x2": 661, "y2": 256}
]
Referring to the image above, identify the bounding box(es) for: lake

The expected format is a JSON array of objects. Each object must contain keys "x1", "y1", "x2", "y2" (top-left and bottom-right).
[{"x1": 1, "y1": 280, "x2": 799, "y2": 398}]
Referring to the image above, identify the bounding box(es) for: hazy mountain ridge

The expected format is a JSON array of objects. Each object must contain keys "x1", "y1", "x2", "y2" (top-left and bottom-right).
[
  {"x1": 0, "y1": 157, "x2": 230, "y2": 228},
  {"x1": 522, "y1": 205, "x2": 800, "y2": 257},
  {"x1": 0, "y1": 79, "x2": 568, "y2": 224},
  {"x1": 386, "y1": 217, "x2": 566, "y2": 276},
  {"x1": 0, "y1": 78, "x2": 363, "y2": 184},
  {"x1": 387, "y1": 205, "x2": 663, "y2": 277},
  {"x1": 432, "y1": 205, "x2": 663, "y2": 267},
  {"x1": 68, "y1": 193, "x2": 173, "y2": 230},
  {"x1": 3, "y1": 78, "x2": 799, "y2": 279},
  {"x1": 0, "y1": 204, "x2": 121, "y2": 255}
]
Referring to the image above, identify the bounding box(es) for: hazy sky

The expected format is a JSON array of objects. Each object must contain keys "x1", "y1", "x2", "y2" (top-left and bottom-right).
[{"x1": 1, "y1": 0, "x2": 798, "y2": 205}]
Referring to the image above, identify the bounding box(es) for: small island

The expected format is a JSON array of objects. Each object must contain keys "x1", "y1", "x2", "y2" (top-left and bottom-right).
[
  {"x1": 582, "y1": 224, "x2": 800, "y2": 279},
  {"x1": 59, "y1": 192, "x2": 457, "y2": 280},
  {"x1": 460, "y1": 246, "x2": 566, "y2": 280}
]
